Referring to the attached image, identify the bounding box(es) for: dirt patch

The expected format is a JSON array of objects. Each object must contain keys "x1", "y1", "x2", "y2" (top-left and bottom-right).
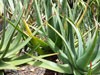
[{"x1": 4, "y1": 56, "x2": 62, "y2": 75}]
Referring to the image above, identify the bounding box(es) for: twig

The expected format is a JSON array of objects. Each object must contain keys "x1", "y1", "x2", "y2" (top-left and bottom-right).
[{"x1": 76, "y1": 0, "x2": 90, "y2": 27}]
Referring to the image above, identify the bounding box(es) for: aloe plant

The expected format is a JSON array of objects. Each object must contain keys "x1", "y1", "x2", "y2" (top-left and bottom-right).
[
  {"x1": 0, "y1": 0, "x2": 49, "y2": 74},
  {"x1": 25, "y1": 0, "x2": 100, "y2": 75},
  {"x1": 0, "y1": 0, "x2": 100, "y2": 75}
]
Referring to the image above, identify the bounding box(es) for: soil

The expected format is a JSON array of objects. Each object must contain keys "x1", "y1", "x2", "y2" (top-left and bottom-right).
[
  {"x1": 4, "y1": 65, "x2": 62, "y2": 75},
  {"x1": 4, "y1": 56, "x2": 63, "y2": 75}
]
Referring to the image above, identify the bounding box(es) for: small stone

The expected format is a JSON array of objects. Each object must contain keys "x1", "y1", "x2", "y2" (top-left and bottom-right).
[
  {"x1": 30, "y1": 68, "x2": 35, "y2": 72},
  {"x1": 20, "y1": 67, "x2": 26, "y2": 71}
]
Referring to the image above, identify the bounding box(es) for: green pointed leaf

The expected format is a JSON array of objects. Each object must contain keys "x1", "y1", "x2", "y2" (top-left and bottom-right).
[
  {"x1": 89, "y1": 34, "x2": 100, "y2": 62},
  {"x1": 76, "y1": 29, "x2": 98, "y2": 70},
  {"x1": 46, "y1": 38, "x2": 69, "y2": 63},
  {"x1": 0, "y1": 60, "x2": 17, "y2": 70},
  {"x1": 27, "y1": 54, "x2": 72, "y2": 74},
  {"x1": 65, "y1": 17, "x2": 84, "y2": 57}
]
